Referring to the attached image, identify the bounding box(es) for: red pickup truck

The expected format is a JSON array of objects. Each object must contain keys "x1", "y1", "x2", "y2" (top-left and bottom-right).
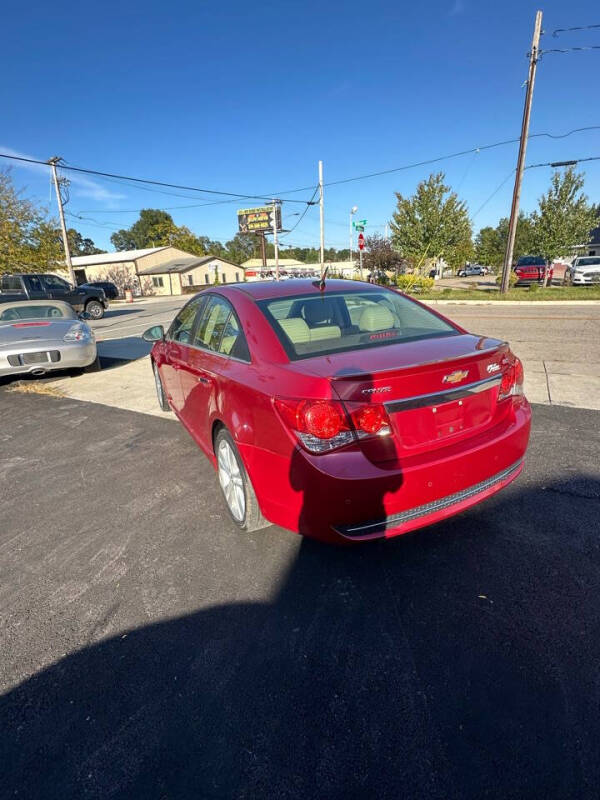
[{"x1": 513, "y1": 256, "x2": 553, "y2": 286}]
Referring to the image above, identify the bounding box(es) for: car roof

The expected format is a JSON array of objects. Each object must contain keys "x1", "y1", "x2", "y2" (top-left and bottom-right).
[{"x1": 228, "y1": 278, "x2": 380, "y2": 301}]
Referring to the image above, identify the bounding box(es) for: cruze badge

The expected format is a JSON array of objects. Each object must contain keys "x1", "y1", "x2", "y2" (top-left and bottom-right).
[
  {"x1": 487, "y1": 363, "x2": 501, "y2": 373},
  {"x1": 443, "y1": 370, "x2": 469, "y2": 385},
  {"x1": 362, "y1": 386, "x2": 392, "y2": 395}
]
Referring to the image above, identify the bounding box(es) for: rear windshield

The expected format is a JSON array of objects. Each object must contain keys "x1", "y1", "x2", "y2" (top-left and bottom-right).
[
  {"x1": 0, "y1": 305, "x2": 68, "y2": 321},
  {"x1": 258, "y1": 289, "x2": 459, "y2": 360},
  {"x1": 517, "y1": 256, "x2": 545, "y2": 266}
]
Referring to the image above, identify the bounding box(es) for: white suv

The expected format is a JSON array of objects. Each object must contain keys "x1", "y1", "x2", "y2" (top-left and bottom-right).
[{"x1": 566, "y1": 257, "x2": 600, "y2": 285}]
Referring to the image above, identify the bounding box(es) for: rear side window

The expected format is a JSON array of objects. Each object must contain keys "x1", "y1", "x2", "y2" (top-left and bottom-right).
[
  {"x1": 258, "y1": 290, "x2": 458, "y2": 360},
  {"x1": 1, "y1": 276, "x2": 24, "y2": 292},
  {"x1": 193, "y1": 295, "x2": 250, "y2": 362}
]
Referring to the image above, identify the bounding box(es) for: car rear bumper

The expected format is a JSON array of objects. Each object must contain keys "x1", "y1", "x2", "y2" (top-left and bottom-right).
[
  {"x1": 241, "y1": 399, "x2": 531, "y2": 543},
  {"x1": 0, "y1": 341, "x2": 97, "y2": 377}
]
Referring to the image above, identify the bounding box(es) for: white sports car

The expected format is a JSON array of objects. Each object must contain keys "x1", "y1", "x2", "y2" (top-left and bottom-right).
[{"x1": 0, "y1": 300, "x2": 99, "y2": 378}]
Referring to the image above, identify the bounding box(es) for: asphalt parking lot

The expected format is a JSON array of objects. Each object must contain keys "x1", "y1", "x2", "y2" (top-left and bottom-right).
[{"x1": 1, "y1": 389, "x2": 600, "y2": 799}]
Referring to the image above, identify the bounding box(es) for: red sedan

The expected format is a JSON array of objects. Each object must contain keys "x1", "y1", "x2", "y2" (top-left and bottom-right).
[{"x1": 143, "y1": 280, "x2": 531, "y2": 544}]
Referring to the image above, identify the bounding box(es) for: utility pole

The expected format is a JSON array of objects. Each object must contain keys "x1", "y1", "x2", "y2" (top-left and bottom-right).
[
  {"x1": 272, "y1": 199, "x2": 279, "y2": 281},
  {"x1": 500, "y1": 10, "x2": 543, "y2": 294},
  {"x1": 48, "y1": 157, "x2": 76, "y2": 286},
  {"x1": 259, "y1": 231, "x2": 267, "y2": 272},
  {"x1": 319, "y1": 160, "x2": 325, "y2": 277}
]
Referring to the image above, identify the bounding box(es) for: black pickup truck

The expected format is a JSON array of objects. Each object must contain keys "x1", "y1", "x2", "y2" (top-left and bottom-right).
[{"x1": 0, "y1": 273, "x2": 109, "y2": 319}]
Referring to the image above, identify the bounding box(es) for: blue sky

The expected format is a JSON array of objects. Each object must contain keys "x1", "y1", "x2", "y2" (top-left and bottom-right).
[{"x1": 1, "y1": 0, "x2": 599, "y2": 252}]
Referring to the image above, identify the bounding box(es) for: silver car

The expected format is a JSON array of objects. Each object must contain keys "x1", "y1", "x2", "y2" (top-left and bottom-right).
[
  {"x1": 0, "y1": 300, "x2": 99, "y2": 378},
  {"x1": 566, "y1": 257, "x2": 600, "y2": 285}
]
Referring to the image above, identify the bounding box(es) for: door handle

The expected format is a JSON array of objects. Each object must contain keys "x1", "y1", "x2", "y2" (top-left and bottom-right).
[{"x1": 197, "y1": 376, "x2": 211, "y2": 385}]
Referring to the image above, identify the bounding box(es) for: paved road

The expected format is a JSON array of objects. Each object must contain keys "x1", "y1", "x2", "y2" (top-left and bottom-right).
[{"x1": 1, "y1": 391, "x2": 600, "y2": 798}]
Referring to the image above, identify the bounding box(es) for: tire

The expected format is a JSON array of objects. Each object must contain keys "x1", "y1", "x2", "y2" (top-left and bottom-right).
[
  {"x1": 215, "y1": 428, "x2": 269, "y2": 533},
  {"x1": 83, "y1": 355, "x2": 101, "y2": 373},
  {"x1": 152, "y1": 361, "x2": 171, "y2": 412},
  {"x1": 85, "y1": 300, "x2": 105, "y2": 320}
]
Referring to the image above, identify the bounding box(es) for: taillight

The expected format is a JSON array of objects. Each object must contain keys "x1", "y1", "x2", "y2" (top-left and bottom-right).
[
  {"x1": 274, "y1": 398, "x2": 391, "y2": 454},
  {"x1": 346, "y1": 402, "x2": 392, "y2": 438},
  {"x1": 498, "y1": 358, "x2": 525, "y2": 401}
]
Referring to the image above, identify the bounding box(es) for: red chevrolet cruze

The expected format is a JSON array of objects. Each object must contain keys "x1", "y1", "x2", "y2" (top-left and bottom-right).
[{"x1": 143, "y1": 279, "x2": 531, "y2": 543}]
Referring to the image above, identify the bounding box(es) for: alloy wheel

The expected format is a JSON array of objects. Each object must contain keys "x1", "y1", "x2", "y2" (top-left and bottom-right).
[{"x1": 217, "y1": 439, "x2": 246, "y2": 522}]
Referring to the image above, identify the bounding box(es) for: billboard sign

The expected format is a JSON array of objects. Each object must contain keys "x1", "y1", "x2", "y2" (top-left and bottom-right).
[{"x1": 237, "y1": 205, "x2": 282, "y2": 234}]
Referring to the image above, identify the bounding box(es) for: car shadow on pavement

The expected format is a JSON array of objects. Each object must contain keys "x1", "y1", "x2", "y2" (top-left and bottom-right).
[
  {"x1": 97, "y1": 335, "x2": 152, "y2": 367},
  {"x1": 100, "y1": 308, "x2": 144, "y2": 319},
  {"x1": 2, "y1": 473, "x2": 600, "y2": 799}
]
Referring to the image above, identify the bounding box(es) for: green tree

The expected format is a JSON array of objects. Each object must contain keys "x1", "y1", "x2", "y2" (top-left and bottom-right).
[
  {"x1": 0, "y1": 170, "x2": 63, "y2": 272},
  {"x1": 67, "y1": 228, "x2": 103, "y2": 256},
  {"x1": 225, "y1": 233, "x2": 257, "y2": 264},
  {"x1": 110, "y1": 209, "x2": 175, "y2": 250},
  {"x1": 495, "y1": 213, "x2": 537, "y2": 264},
  {"x1": 530, "y1": 167, "x2": 596, "y2": 262},
  {"x1": 390, "y1": 172, "x2": 472, "y2": 270},
  {"x1": 474, "y1": 226, "x2": 503, "y2": 267}
]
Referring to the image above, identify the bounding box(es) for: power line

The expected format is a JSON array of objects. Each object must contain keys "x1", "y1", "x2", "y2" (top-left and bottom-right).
[
  {"x1": 552, "y1": 23, "x2": 600, "y2": 37},
  {"x1": 471, "y1": 169, "x2": 516, "y2": 219},
  {"x1": 2, "y1": 125, "x2": 599, "y2": 213},
  {"x1": 539, "y1": 45, "x2": 600, "y2": 56},
  {"x1": 280, "y1": 186, "x2": 320, "y2": 238},
  {"x1": 525, "y1": 155, "x2": 600, "y2": 169},
  {"x1": 0, "y1": 152, "x2": 311, "y2": 205}
]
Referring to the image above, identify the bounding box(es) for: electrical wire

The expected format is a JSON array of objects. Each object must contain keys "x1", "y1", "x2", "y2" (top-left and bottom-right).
[
  {"x1": 2, "y1": 125, "x2": 599, "y2": 209},
  {"x1": 539, "y1": 46, "x2": 600, "y2": 56},
  {"x1": 525, "y1": 155, "x2": 600, "y2": 169},
  {"x1": 280, "y1": 186, "x2": 320, "y2": 238},
  {"x1": 471, "y1": 170, "x2": 516, "y2": 219},
  {"x1": 552, "y1": 23, "x2": 600, "y2": 37}
]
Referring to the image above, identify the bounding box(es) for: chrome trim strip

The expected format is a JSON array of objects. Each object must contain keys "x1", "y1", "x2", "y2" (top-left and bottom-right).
[
  {"x1": 336, "y1": 459, "x2": 523, "y2": 538},
  {"x1": 384, "y1": 375, "x2": 501, "y2": 413}
]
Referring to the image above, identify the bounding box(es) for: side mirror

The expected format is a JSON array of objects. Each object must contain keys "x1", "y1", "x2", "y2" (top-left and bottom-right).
[
  {"x1": 78, "y1": 311, "x2": 92, "y2": 321},
  {"x1": 142, "y1": 324, "x2": 165, "y2": 342}
]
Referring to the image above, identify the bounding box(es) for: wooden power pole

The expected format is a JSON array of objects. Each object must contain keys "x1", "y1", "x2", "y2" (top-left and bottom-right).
[
  {"x1": 48, "y1": 157, "x2": 77, "y2": 286},
  {"x1": 500, "y1": 10, "x2": 543, "y2": 293}
]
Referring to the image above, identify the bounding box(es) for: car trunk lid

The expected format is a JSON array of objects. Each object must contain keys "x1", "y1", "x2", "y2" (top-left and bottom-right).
[{"x1": 298, "y1": 333, "x2": 512, "y2": 460}]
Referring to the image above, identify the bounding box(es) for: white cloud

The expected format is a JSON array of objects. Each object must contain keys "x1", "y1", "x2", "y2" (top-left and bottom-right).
[{"x1": 0, "y1": 146, "x2": 126, "y2": 205}]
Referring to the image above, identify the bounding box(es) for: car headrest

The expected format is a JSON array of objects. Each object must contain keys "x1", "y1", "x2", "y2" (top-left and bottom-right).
[
  {"x1": 303, "y1": 301, "x2": 334, "y2": 326},
  {"x1": 358, "y1": 305, "x2": 395, "y2": 332},
  {"x1": 279, "y1": 317, "x2": 311, "y2": 344}
]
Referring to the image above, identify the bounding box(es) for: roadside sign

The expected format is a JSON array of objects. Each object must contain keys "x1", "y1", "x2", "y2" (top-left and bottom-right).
[
  {"x1": 358, "y1": 233, "x2": 365, "y2": 251},
  {"x1": 354, "y1": 224, "x2": 365, "y2": 233},
  {"x1": 352, "y1": 219, "x2": 368, "y2": 231},
  {"x1": 237, "y1": 205, "x2": 282, "y2": 233}
]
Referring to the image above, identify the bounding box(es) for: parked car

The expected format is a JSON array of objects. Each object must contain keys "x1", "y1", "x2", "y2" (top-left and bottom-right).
[
  {"x1": 80, "y1": 280, "x2": 119, "y2": 300},
  {"x1": 0, "y1": 300, "x2": 99, "y2": 378},
  {"x1": 0, "y1": 273, "x2": 109, "y2": 318},
  {"x1": 143, "y1": 279, "x2": 531, "y2": 544},
  {"x1": 564, "y1": 256, "x2": 600, "y2": 286},
  {"x1": 513, "y1": 256, "x2": 553, "y2": 286},
  {"x1": 457, "y1": 265, "x2": 485, "y2": 277}
]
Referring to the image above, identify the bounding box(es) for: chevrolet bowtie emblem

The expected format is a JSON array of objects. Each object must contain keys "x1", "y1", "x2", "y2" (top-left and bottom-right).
[{"x1": 443, "y1": 369, "x2": 469, "y2": 385}]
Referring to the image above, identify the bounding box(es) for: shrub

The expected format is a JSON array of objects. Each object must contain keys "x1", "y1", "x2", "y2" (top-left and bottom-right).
[
  {"x1": 495, "y1": 271, "x2": 519, "y2": 288},
  {"x1": 395, "y1": 275, "x2": 435, "y2": 293}
]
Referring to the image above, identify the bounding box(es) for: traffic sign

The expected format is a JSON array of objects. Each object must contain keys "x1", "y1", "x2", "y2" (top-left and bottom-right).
[
  {"x1": 354, "y1": 224, "x2": 365, "y2": 233},
  {"x1": 358, "y1": 233, "x2": 365, "y2": 251}
]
